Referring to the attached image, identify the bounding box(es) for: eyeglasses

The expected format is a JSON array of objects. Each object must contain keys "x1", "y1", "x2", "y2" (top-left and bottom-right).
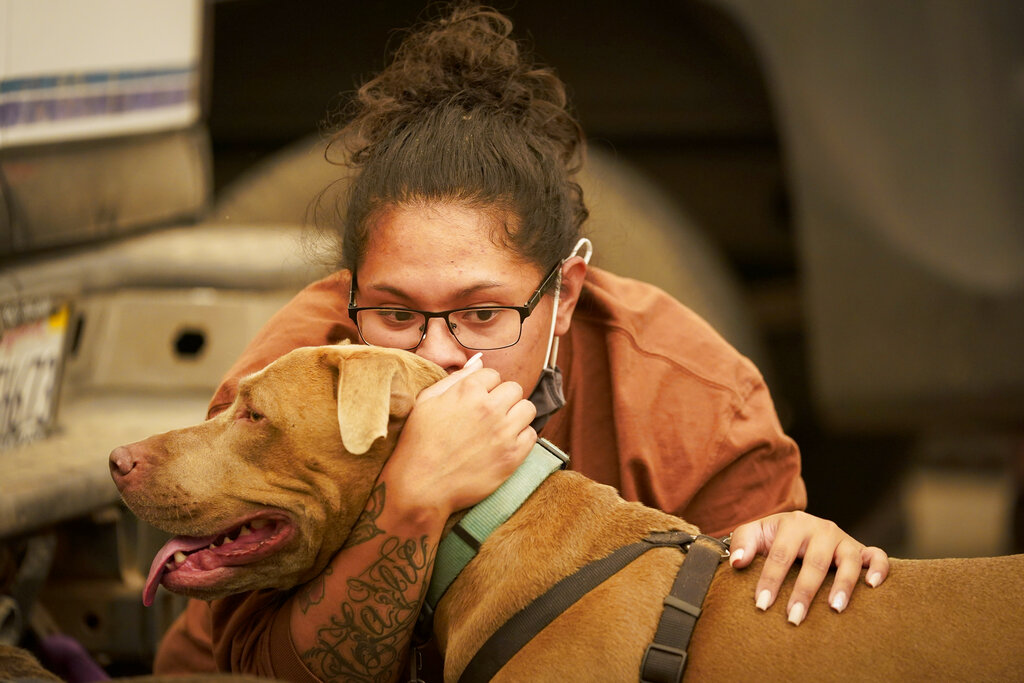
[{"x1": 348, "y1": 261, "x2": 562, "y2": 351}]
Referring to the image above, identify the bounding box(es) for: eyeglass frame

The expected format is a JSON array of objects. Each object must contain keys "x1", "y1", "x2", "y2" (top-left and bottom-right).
[{"x1": 347, "y1": 259, "x2": 563, "y2": 351}]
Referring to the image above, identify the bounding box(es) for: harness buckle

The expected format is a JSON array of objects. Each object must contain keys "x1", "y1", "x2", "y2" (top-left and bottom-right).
[
  {"x1": 716, "y1": 532, "x2": 733, "y2": 558},
  {"x1": 412, "y1": 602, "x2": 434, "y2": 647},
  {"x1": 640, "y1": 642, "x2": 687, "y2": 683},
  {"x1": 698, "y1": 533, "x2": 731, "y2": 559}
]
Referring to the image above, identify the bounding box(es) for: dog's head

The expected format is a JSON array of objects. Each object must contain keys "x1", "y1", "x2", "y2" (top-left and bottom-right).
[{"x1": 109, "y1": 343, "x2": 447, "y2": 605}]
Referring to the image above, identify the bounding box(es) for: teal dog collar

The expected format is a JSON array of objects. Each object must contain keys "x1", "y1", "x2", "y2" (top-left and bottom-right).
[{"x1": 424, "y1": 438, "x2": 569, "y2": 614}]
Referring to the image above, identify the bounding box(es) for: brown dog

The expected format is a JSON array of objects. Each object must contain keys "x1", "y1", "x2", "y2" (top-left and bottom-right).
[{"x1": 110, "y1": 344, "x2": 1024, "y2": 681}]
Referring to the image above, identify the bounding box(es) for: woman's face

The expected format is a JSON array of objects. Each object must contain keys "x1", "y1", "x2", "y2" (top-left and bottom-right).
[{"x1": 354, "y1": 201, "x2": 584, "y2": 393}]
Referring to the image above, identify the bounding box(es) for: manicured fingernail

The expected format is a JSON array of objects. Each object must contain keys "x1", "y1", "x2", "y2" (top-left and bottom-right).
[
  {"x1": 831, "y1": 591, "x2": 847, "y2": 612},
  {"x1": 867, "y1": 572, "x2": 881, "y2": 587},
  {"x1": 756, "y1": 590, "x2": 772, "y2": 611},
  {"x1": 729, "y1": 548, "x2": 745, "y2": 566},
  {"x1": 464, "y1": 353, "x2": 483, "y2": 368},
  {"x1": 788, "y1": 602, "x2": 806, "y2": 626}
]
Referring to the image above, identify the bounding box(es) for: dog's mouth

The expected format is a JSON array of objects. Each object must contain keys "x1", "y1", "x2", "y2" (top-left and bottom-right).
[{"x1": 144, "y1": 514, "x2": 294, "y2": 606}]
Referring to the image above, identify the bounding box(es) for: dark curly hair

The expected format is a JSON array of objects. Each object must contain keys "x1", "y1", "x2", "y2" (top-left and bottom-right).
[{"x1": 327, "y1": 3, "x2": 588, "y2": 274}]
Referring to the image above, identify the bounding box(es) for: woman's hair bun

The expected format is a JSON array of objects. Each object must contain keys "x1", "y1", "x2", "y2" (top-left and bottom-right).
[{"x1": 344, "y1": 3, "x2": 582, "y2": 172}]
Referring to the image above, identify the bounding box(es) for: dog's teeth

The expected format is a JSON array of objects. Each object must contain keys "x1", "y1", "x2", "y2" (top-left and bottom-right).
[
  {"x1": 250, "y1": 520, "x2": 268, "y2": 530},
  {"x1": 239, "y1": 525, "x2": 253, "y2": 536},
  {"x1": 173, "y1": 551, "x2": 187, "y2": 564},
  {"x1": 165, "y1": 561, "x2": 175, "y2": 570},
  {"x1": 209, "y1": 543, "x2": 218, "y2": 550},
  {"x1": 222, "y1": 536, "x2": 234, "y2": 544}
]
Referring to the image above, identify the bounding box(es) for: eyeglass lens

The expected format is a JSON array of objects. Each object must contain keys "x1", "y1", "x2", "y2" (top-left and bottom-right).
[{"x1": 355, "y1": 308, "x2": 523, "y2": 350}]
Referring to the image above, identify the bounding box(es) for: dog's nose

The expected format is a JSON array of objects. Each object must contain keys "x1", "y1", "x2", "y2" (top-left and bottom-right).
[{"x1": 109, "y1": 445, "x2": 137, "y2": 479}]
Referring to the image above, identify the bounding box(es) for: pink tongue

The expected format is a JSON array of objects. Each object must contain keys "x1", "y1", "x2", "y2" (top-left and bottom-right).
[{"x1": 144, "y1": 534, "x2": 220, "y2": 606}]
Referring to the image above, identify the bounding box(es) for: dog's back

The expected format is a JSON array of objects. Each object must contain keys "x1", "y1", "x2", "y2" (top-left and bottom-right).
[
  {"x1": 436, "y1": 470, "x2": 1024, "y2": 682},
  {"x1": 690, "y1": 553, "x2": 1024, "y2": 681}
]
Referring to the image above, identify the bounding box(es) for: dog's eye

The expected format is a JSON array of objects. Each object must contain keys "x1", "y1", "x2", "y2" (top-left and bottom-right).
[{"x1": 247, "y1": 409, "x2": 264, "y2": 422}]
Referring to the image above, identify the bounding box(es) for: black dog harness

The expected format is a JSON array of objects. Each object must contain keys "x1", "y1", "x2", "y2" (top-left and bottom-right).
[
  {"x1": 455, "y1": 530, "x2": 728, "y2": 683},
  {"x1": 413, "y1": 439, "x2": 729, "y2": 682}
]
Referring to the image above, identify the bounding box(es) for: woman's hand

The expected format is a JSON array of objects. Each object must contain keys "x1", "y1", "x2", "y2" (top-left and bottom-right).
[
  {"x1": 728, "y1": 511, "x2": 889, "y2": 625},
  {"x1": 383, "y1": 356, "x2": 537, "y2": 520}
]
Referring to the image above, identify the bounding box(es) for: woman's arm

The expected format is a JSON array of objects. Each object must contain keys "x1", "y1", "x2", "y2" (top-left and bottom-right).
[{"x1": 285, "y1": 362, "x2": 537, "y2": 681}]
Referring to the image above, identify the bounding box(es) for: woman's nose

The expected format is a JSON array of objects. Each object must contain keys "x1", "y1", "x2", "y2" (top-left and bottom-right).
[{"x1": 416, "y1": 317, "x2": 470, "y2": 371}]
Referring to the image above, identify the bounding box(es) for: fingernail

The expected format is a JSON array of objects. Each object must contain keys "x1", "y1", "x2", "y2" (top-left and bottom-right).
[
  {"x1": 830, "y1": 591, "x2": 847, "y2": 612},
  {"x1": 756, "y1": 589, "x2": 772, "y2": 611},
  {"x1": 788, "y1": 602, "x2": 806, "y2": 626},
  {"x1": 729, "y1": 548, "x2": 745, "y2": 566},
  {"x1": 464, "y1": 352, "x2": 483, "y2": 369},
  {"x1": 867, "y1": 572, "x2": 881, "y2": 587}
]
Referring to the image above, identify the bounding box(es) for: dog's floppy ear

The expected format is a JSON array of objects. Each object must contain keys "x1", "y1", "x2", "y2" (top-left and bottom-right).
[{"x1": 329, "y1": 349, "x2": 417, "y2": 455}]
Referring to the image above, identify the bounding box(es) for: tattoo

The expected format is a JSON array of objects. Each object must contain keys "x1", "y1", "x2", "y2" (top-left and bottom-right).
[
  {"x1": 297, "y1": 482, "x2": 386, "y2": 615},
  {"x1": 297, "y1": 566, "x2": 332, "y2": 615},
  {"x1": 345, "y1": 482, "x2": 387, "y2": 549},
  {"x1": 302, "y1": 536, "x2": 435, "y2": 682},
  {"x1": 300, "y1": 482, "x2": 437, "y2": 682}
]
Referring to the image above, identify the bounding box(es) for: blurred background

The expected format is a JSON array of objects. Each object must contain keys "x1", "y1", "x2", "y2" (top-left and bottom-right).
[{"x1": 2, "y1": 0, "x2": 1022, "y2": 675}]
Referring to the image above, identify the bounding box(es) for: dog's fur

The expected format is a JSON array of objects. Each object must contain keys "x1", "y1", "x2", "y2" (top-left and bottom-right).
[{"x1": 111, "y1": 344, "x2": 1024, "y2": 681}]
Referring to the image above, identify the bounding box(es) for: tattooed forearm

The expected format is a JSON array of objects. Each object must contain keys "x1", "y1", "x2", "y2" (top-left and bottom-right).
[{"x1": 301, "y1": 530, "x2": 437, "y2": 682}]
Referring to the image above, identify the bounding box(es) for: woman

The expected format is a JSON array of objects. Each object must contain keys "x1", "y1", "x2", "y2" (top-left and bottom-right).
[{"x1": 156, "y1": 5, "x2": 887, "y2": 680}]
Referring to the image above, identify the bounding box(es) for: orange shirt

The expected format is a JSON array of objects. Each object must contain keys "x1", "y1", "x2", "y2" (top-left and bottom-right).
[{"x1": 154, "y1": 266, "x2": 806, "y2": 676}]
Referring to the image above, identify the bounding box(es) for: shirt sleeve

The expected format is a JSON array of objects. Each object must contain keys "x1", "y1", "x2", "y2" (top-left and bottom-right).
[
  {"x1": 152, "y1": 599, "x2": 217, "y2": 675},
  {"x1": 678, "y1": 373, "x2": 807, "y2": 539},
  {"x1": 609, "y1": 362, "x2": 806, "y2": 541},
  {"x1": 207, "y1": 591, "x2": 320, "y2": 681}
]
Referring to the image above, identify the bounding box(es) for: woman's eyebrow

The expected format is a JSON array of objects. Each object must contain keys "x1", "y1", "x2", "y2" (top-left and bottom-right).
[
  {"x1": 364, "y1": 283, "x2": 413, "y2": 301},
  {"x1": 366, "y1": 280, "x2": 507, "y2": 302},
  {"x1": 454, "y1": 281, "x2": 505, "y2": 299}
]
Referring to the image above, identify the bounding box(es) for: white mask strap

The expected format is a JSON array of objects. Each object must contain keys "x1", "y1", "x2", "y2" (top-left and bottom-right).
[
  {"x1": 570, "y1": 237, "x2": 594, "y2": 265},
  {"x1": 543, "y1": 238, "x2": 594, "y2": 369}
]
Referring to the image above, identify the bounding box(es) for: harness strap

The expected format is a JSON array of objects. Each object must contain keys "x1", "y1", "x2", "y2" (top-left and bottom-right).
[
  {"x1": 456, "y1": 531, "x2": 698, "y2": 683},
  {"x1": 640, "y1": 535, "x2": 728, "y2": 683}
]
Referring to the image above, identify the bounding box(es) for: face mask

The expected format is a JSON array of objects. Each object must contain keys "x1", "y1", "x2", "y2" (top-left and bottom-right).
[
  {"x1": 528, "y1": 365, "x2": 564, "y2": 432},
  {"x1": 528, "y1": 238, "x2": 592, "y2": 432}
]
